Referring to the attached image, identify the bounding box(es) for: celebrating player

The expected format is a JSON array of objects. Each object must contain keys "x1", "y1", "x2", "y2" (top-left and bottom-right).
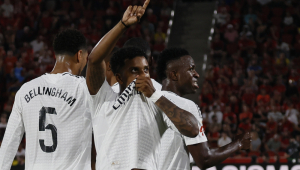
[
  {"x1": 85, "y1": 1, "x2": 200, "y2": 169},
  {"x1": 0, "y1": 29, "x2": 92, "y2": 170},
  {"x1": 156, "y1": 47, "x2": 252, "y2": 170},
  {"x1": 110, "y1": 37, "x2": 162, "y2": 93}
]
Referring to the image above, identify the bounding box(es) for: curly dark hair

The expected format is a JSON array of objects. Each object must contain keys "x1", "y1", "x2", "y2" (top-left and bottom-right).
[
  {"x1": 110, "y1": 47, "x2": 147, "y2": 75},
  {"x1": 53, "y1": 29, "x2": 87, "y2": 56},
  {"x1": 156, "y1": 47, "x2": 190, "y2": 82},
  {"x1": 123, "y1": 37, "x2": 151, "y2": 56}
]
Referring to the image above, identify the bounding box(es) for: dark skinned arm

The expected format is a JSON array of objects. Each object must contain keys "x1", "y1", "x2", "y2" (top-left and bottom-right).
[
  {"x1": 136, "y1": 77, "x2": 199, "y2": 137},
  {"x1": 155, "y1": 97, "x2": 199, "y2": 137},
  {"x1": 86, "y1": 21, "x2": 126, "y2": 95},
  {"x1": 86, "y1": 1, "x2": 150, "y2": 95},
  {"x1": 188, "y1": 132, "x2": 251, "y2": 170}
]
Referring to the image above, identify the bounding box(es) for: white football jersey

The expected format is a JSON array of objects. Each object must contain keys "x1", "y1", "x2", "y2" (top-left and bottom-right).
[
  {"x1": 111, "y1": 78, "x2": 162, "y2": 93},
  {"x1": 0, "y1": 72, "x2": 92, "y2": 170},
  {"x1": 158, "y1": 91, "x2": 208, "y2": 170},
  {"x1": 90, "y1": 80, "x2": 171, "y2": 170}
]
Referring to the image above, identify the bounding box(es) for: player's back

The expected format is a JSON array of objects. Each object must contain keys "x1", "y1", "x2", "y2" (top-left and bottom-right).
[{"x1": 1, "y1": 72, "x2": 92, "y2": 170}]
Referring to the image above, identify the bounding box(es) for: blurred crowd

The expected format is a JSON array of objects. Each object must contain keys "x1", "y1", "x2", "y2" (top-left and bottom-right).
[
  {"x1": 203, "y1": 0, "x2": 300, "y2": 163},
  {"x1": 0, "y1": 0, "x2": 173, "y2": 168}
]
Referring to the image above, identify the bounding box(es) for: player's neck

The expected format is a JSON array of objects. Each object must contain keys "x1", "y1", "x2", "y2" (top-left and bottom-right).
[
  {"x1": 50, "y1": 56, "x2": 79, "y2": 75},
  {"x1": 106, "y1": 72, "x2": 117, "y2": 86},
  {"x1": 161, "y1": 79, "x2": 184, "y2": 97}
]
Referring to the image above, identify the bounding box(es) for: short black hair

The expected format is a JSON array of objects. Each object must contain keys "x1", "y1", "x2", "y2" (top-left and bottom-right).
[
  {"x1": 123, "y1": 37, "x2": 151, "y2": 56},
  {"x1": 53, "y1": 29, "x2": 87, "y2": 56},
  {"x1": 110, "y1": 47, "x2": 147, "y2": 75},
  {"x1": 156, "y1": 47, "x2": 190, "y2": 82}
]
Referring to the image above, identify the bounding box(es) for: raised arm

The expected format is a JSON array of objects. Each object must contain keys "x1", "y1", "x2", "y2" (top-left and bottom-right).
[
  {"x1": 86, "y1": 0, "x2": 150, "y2": 95},
  {"x1": 136, "y1": 77, "x2": 199, "y2": 137},
  {"x1": 188, "y1": 132, "x2": 251, "y2": 170}
]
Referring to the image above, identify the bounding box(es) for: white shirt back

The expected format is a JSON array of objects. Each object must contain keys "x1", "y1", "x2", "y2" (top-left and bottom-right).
[
  {"x1": 158, "y1": 91, "x2": 208, "y2": 170},
  {"x1": 0, "y1": 73, "x2": 92, "y2": 170}
]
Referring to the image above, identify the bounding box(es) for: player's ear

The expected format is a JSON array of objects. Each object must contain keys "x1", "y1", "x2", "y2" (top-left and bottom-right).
[
  {"x1": 169, "y1": 71, "x2": 178, "y2": 81},
  {"x1": 115, "y1": 73, "x2": 123, "y2": 84},
  {"x1": 76, "y1": 50, "x2": 83, "y2": 63},
  {"x1": 106, "y1": 62, "x2": 112, "y2": 71}
]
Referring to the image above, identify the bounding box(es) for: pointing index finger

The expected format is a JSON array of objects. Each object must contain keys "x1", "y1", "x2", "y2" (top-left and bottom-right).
[{"x1": 143, "y1": 0, "x2": 150, "y2": 9}]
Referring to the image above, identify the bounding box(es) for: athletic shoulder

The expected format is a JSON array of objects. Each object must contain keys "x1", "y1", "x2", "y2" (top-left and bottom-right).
[
  {"x1": 160, "y1": 91, "x2": 191, "y2": 104},
  {"x1": 161, "y1": 91, "x2": 202, "y2": 118},
  {"x1": 17, "y1": 76, "x2": 44, "y2": 95}
]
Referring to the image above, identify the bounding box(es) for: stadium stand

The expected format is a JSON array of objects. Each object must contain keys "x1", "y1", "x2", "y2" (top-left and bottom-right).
[
  {"x1": 203, "y1": 0, "x2": 300, "y2": 164},
  {"x1": 0, "y1": 0, "x2": 174, "y2": 168}
]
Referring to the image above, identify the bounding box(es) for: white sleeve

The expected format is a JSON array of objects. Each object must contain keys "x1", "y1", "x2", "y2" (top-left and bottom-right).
[
  {"x1": 217, "y1": 138, "x2": 222, "y2": 147},
  {"x1": 160, "y1": 92, "x2": 207, "y2": 145},
  {"x1": 87, "y1": 80, "x2": 114, "y2": 117},
  {"x1": 151, "y1": 79, "x2": 162, "y2": 90},
  {"x1": 183, "y1": 101, "x2": 208, "y2": 146},
  {"x1": 0, "y1": 92, "x2": 25, "y2": 170}
]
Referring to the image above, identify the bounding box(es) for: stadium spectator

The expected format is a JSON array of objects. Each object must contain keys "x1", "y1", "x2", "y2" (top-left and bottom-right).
[
  {"x1": 244, "y1": 8, "x2": 257, "y2": 24},
  {"x1": 209, "y1": 115, "x2": 222, "y2": 132},
  {"x1": 222, "y1": 123, "x2": 234, "y2": 138},
  {"x1": 30, "y1": 36, "x2": 45, "y2": 54},
  {"x1": 280, "y1": 129, "x2": 290, "y2": 151},
  {"x1": 256, "y1": 89, "x2": 270, "y2": 104},
  {"x1": 239, "y1": 105, "x2": 253, "y2": 121},
  {"x1": 4, "y1": 50, "x2": 17, "y2": 75},
  {"x1": 0, "y1": 0, "x2": 14, "y2": 18},
  {"x1": 224, "y1": 24, "x2": 239, "y2": 43},
  {"x1": 223, "y1": 105, "x2": 237, "y2": 125},
  {"x1": 218, "y1": 132, "x2": 232, "y2": 147},
  {"x1": 238, "y1": 118, "x2": 252, "y2": 132},
  {"x1": 14, "y1": 61, "x2": 25, "y2": 83},
  {"x1": 207, "y1": 125, "x2": 220, "y2": 148},
  {"x1": 268, "y1": 105, "x2": 283, "y2": 122},
  {"x1": 265, "y1": 134, "x2": 281, "y2": 153},
  {"x1": 250, "y1": 131, "x2": 261, "y2": 151},
  {"x1": 283, "y1": 12, "x2": 294, "y2": 26},
  {"x1": 215, "y1": 7, "x2": 230, "y2": 26},
  {"x1": 286, "y1": 138, "x2": 300, "y2": 163},
  {"x1": 285, "y1": 103, "x2": 300, "y2": 126},
  {"x1": 208, "y1": 105, "x2": 223, "y2": 124},
  {"x1": 210, "y1": 34, "x2": 225, "y2": 61},
  {"x1": 0, "y1": 113, "x2": 7, "y2": 128},
  {"x1": 266, "y1": 116, "x2": 278, "y2": 137},
  {"x1": 11, "y1": 155, "x2": 25, "y2": 170}
]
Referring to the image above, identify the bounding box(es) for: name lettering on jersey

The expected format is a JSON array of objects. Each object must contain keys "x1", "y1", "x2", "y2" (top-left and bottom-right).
[
  {"x1": 113, "y1": 79, "x2": 141, "y2": 110},
  {"x1": 24, "y1": 87, "x2": 77, "y2": 106}
]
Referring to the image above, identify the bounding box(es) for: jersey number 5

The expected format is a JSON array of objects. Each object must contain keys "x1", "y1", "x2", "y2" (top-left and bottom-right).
[{"x1": 39, "y1": 107, "x2": 57, "y2": 153}]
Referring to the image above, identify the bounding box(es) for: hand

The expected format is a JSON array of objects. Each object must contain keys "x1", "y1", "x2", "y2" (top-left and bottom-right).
[
  {"x1": 122, "y1": 0, "x2": 150, "y2": 26},
  {"x1": 136, "y1": 76, "x2": 155, "y2": 98},
  {"x1": 235, "y1": 132, "x2": 251, "y2": 150}
]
